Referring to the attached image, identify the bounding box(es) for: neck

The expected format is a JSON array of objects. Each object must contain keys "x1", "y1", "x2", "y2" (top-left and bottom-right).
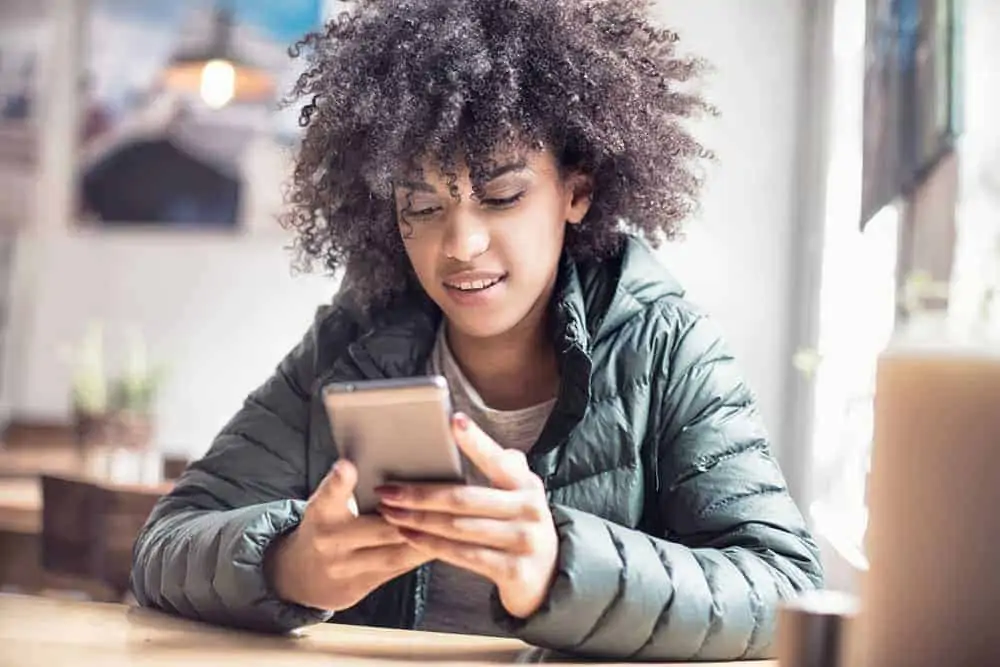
[{"x1": 446, "y1": 301, "x2": 560, "y2": 411}]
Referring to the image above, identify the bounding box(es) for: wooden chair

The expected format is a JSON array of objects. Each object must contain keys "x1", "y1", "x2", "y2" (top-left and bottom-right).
[
  {"x1": 162, "y1": 455, "x2": 190, "y2": 480},
  {"x1": 39, "y1": 475, "x2": 169, "y2": 601}
]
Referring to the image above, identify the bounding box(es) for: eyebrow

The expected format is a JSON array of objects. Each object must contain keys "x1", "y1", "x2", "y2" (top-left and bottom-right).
[
  {"x1": 395, "y1": 160, "x2": 529, "y2": 194},
  {"x1": 395, "y1": 179, "x2": 437, "y2": 193},
  {"x1": 480, "y1": 160, "x2": 528, "y2": 181}
]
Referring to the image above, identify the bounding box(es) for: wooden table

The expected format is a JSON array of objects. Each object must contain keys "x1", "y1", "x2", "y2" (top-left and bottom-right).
[
  {"x1": 0, "y1": 477, "x2": 40, "y2": 534},
  {"x1": 0, "y1": 594, "x2": 776, "y2": 666},
  {"x1": 0, "y1": 440, "x2": 83, "y2": 480}
]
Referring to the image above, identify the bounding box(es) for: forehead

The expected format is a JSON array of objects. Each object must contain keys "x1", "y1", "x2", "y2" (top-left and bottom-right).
[{"x1": 399, "y1": 148, "x2": 557, "y2": 187}]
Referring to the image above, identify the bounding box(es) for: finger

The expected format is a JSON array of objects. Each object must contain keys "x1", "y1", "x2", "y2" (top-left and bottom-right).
[
  {"x1": 310, "y1": 460, "x2": 360, "y2": 525},
  {"x1": 376, "y1": 483, "x2": 541, "y2": 520},
  {"x1": 400, "y1": 529, "x2": 514, "y2": 584},
  {"x1": 380, "y1": 507, "x2": 535, "y2": 553},
  {"x1": 316, "y1": 515, "x2": 407, "y2": 551},
  {"x1": 451, "y1": 413, "x2": 535, "y2": 491},
  {"x1": 335, "y1": 543, "x2": 431, "y2": 579}
]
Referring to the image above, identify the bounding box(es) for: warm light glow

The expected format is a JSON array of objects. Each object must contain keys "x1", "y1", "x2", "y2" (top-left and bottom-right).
[{"x1": 199, "y1": 59, "x2": 236, "y2": 109}]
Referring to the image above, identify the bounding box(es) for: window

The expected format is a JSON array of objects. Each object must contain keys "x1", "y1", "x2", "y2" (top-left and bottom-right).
[{"x1": 807, "y1": 0, "x2": 900, "y2": 581}]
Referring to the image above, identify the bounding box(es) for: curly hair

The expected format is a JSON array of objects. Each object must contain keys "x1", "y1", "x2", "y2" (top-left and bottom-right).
[{"x1": 282, "y1": 0, "x2": 712, "y2": 306}]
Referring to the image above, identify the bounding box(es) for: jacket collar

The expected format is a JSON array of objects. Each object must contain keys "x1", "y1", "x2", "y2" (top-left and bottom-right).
[
  {"x1": 588, "y1": 236, "x2": 686, "y2": 338},
  {"x1": 534, "y1": 253, "x2": 593, "y2": 465},
  {"x1": 345, "y1": 299, "x2": 440, "y2": 380}
]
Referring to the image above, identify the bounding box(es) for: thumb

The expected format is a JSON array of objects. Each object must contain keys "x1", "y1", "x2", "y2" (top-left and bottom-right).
[
  {"x1": 452, "y1": 413, "x2": 525, "y2": 490},
  {"x1": 309, "y1": 460, "x2": 359, "y2": 524}
]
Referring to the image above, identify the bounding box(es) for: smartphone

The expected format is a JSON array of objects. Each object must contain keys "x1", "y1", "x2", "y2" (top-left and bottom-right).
[{"x1": 321, "y1": 375, "x2": 465, "y2": 514}]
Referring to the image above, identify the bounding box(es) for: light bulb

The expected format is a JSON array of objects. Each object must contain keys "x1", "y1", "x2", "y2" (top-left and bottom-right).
[{"x1": 199, "y1": 59, "x2": 236, "y2": 109}]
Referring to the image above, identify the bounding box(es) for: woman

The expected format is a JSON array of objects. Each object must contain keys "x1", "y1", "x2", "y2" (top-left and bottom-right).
[{"x1": 131, "y1": 0, "x2": 823, "y2": 660}]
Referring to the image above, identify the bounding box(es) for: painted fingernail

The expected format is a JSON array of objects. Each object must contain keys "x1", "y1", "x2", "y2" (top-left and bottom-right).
[
  {"x1": 398, "y1": 528, "x2": 421, "y2": 540},
  {"x1": 453, "y1": 412, "x2": 470, "y2": 431},
  {"x1": 375, "y1": 485, "x2": 401, "y2": 500},
  {"x1": 379, "y1": 505, "x2": 408, "y2": 519},
  {"x1": 331, "y1": 461, "x2": 345, "y2": 479}
]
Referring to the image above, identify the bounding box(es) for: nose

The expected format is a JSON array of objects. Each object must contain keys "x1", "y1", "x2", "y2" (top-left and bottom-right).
[{"x1": 442, "y1": 210, "x2": 490, "y2": 262}]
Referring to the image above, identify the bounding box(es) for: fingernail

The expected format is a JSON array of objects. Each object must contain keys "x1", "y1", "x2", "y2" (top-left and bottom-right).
[
  {"x1": 331, "y1": 461, "x2": 344, "y2": 479},
  {"x1": 379, "y1": 505, "x2": 408, "y2": 519},
  {"x1": 453, "y1": 412, "x2": 470, "y2": 431},
  {"x1": 375, "y1": 485, "x2": 401, "y2": 500}
]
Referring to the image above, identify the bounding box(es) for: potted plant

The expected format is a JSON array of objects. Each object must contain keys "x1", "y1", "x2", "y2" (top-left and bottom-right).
[
  {"x1": 63, "y1": 321, "x2": 111, "y2": 449},
  {"x1": 109, "y1": 327, "x2": 166, "y2": 451}
]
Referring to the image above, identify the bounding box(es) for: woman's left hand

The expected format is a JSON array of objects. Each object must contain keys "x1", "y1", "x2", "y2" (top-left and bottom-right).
[{"x1": 375, "y1": 412, "x2": 559, "y2": 619}]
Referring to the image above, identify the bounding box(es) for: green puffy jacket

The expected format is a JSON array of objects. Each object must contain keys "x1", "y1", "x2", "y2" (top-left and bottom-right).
[{"x1": 131, "y1": 236, "x2": 822, "y2": 660}]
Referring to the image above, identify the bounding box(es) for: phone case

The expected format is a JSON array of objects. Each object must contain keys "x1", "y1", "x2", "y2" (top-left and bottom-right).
[{"x1": 322, "y1": 375, "x2": 465, "y2": 513}]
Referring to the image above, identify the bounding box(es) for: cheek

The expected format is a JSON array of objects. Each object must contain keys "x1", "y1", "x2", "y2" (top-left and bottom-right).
[
  {"x1": 498, "y1": 202, "x2": 566, "y2": 276},
  {"x1": 399, "y1": 227, "x2": 438, "y2": 283},
  {"x1": 520, "y1": 197, "x2": 568, "y2": 249}
]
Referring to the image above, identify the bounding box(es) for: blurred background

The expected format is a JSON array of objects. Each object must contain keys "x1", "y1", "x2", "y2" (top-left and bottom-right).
[{"x1": 0, "y1": 0, "x2": 995, "y2": 602}]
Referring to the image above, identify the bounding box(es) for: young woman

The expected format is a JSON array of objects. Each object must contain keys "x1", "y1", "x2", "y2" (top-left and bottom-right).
[{"x1": 131, "y1": 0, "x2": 823, "y2": 660}]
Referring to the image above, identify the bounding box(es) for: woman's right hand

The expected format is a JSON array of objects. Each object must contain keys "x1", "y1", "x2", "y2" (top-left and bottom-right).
[{"x1": 268, "y1": 460, "x2": 431, "y2": 612}]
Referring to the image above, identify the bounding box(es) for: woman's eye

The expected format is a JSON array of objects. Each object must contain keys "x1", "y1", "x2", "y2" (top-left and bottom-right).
[
  {"x1": 406, "y1": 205, "x2": 442, "y2": 219},
  {"x1": 481, "y1": 192, "x2": 525, "y2": 209},
  {"x1": 412, "y1": 207, "x2": 441, "y2": 216}
]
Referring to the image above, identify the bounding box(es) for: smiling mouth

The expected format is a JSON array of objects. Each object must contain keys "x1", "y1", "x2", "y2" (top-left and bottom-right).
[{"x1": 443, "y1": 275, "x2": 507, "y2": 292}]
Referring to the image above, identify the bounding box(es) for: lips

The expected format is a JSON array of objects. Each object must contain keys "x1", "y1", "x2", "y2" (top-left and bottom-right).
[
  {"x1": 447, "y1": 276, "x2": 504, "y2": 292},
  {"x1": 442, "y1": 272, "x2": 507, "y2": 292},
  {"x1": 439, "y1": 271, "x2": 509, "y2": 307}
]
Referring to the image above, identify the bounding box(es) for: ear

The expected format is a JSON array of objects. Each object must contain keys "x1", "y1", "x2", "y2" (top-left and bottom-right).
[{"x1": 564, "y1": 172, "x2": 594, "y2": 226}]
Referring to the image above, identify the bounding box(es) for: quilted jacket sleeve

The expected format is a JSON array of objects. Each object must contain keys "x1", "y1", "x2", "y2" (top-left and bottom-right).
[
  {"x1": 130, "y1": 307, "x2": 339, "y2": 633},
  {"x1": 497, "y1": 307, "x2": 823, "y2": 660}
]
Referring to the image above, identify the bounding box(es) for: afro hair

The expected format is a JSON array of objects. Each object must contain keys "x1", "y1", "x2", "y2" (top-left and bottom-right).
[{"x1": 282, "y1": 0, "x2": 713, "y2": 305}]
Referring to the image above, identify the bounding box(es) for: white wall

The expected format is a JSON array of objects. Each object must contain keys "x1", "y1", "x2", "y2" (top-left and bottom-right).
[
  {"x1": 964, "y1": 0, "x2": 1000, "y2": 153},
  {"x1": 10, "y1": 236, "x2": 339, "y2": 456},
  {"x1": 955, "y1": 0, "x2": 1000, "y2": 254},
  {"x1": 3, "y1": 0, "x2": 811, "y2": 462},
  {"x1": 652, "y1": 0, "x2": 808, "y2": 461}
]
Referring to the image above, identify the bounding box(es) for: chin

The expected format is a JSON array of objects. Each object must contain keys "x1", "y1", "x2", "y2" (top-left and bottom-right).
[
  {"x1": 442, "y1": 309, "x2": 523, "y2": 340},
  {"x1": 425, "y1": 277, "x2": 546, "y2": 341}
]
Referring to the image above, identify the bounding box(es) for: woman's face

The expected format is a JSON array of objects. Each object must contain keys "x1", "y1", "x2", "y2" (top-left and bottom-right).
[{"x1": 394, "y1": 149, "x2": 592, "y2": 341}]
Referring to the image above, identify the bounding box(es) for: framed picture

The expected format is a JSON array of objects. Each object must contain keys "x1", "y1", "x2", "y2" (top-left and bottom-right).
[
  {"x1": 0, "y1": 0, "x2": 53, "y2": 235},
  {"x1": 76, "y1": 0, "x2": 324, "y2": 231},
  {"x1": 861, "y1": 0, "x2": 964, "y2": 229}
]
